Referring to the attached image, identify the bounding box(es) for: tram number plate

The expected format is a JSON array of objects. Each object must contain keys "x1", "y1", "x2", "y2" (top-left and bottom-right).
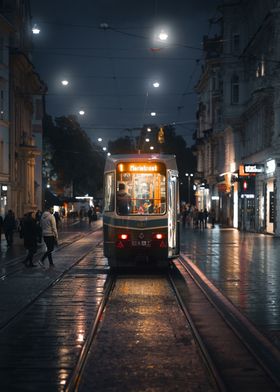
[{"x1": 132, "y1": 240, "x2": 151, "y2": 247}]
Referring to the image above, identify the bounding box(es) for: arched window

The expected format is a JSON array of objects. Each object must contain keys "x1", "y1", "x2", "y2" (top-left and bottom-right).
[{"x1": 231, "y1": 75, "x2": 239, "y2": 104}]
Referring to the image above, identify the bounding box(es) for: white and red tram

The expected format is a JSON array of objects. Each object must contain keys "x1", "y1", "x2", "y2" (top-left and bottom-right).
[{"x1": 103, "y1": 154, "x2": 180, "y2": 268}]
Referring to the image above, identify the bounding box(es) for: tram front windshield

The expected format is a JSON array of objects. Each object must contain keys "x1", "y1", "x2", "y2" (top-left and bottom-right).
[{"x1": 116, "y1": 162, "x2": 166, "y2": 215}]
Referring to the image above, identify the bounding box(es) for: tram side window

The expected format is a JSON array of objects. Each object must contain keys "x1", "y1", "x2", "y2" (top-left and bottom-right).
[{"x1": 104, "y1": 172, "x2": 115, "y2": 212}]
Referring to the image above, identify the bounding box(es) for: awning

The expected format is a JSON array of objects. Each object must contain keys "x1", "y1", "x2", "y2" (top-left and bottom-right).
[{"x1": 44, "y1": 190, "x2": 63, "y2": 206}]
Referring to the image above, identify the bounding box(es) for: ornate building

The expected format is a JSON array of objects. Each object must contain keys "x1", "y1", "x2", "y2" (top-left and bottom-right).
[
  {"x1": 195, "y1": 0, "x2": 280, "y2": 235},
  {"x1": 0, "y1": 0, "x2": 46, "y2": 219}
]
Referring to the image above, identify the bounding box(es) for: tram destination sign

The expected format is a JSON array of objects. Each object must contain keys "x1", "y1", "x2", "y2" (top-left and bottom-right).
[{"x1": 244, "y1": 164, "x2": 264, "y2": 174}]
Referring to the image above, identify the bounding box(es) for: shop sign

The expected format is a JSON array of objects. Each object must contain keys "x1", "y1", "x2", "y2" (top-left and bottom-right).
[
  {"x1": 244, "y1": 164, "x2": 264, "y2": 174},
  {"x1": 266, "y1": 159, "x2": 276, "y2": 174}
]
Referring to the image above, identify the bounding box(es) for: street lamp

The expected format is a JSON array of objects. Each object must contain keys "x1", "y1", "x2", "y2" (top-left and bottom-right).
[
  {"x1": 185, "y1": 173, "x2": 194, "y2": 203},
  {"x1": 150, "y1": 112, "x2": 156, "y2": 117},
  {"x1": 32, "y1": 24, "x2": 40, "y2": 34},
  {"x1": 61, "y1": 80, "x2": 69, "y2": 86},
  {"x1": 158, "y1": 30, "x2": 168, "y2": 41},
  {"x1": 153, "y1": 81, "x2": 160, "y2": 88}
]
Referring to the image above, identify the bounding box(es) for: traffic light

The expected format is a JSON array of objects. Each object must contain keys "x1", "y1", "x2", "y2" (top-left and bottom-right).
[{"x1": 240, "y1": 177, "x2": 255, "y2": 193}]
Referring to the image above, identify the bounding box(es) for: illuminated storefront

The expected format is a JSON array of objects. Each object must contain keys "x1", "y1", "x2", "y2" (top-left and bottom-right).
[{"x1": 0, "y1": 184, "x2": 8, "y2": 217}]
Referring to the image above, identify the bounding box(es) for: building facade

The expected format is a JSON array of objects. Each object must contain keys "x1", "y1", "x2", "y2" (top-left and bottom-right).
[
  {"x1": 0, "y1": 0, "x2": 46, "y2": 219},
  {"x1": 195, "y1": 0, "x2": 280, "y2": 236}
]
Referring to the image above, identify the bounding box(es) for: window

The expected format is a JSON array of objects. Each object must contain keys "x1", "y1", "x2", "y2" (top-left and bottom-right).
[
  {"x1": 35, "y1": 99, "x2": 43, "y2": 120},
  {"x1": 256, "y1": 57, "x2": 265, "y2": 78},
  {"x1": 232, "y1": 34, "x2": 240, "y2": 52},
  {"x1": 231, "y1": 75, "x2": 239, "y2": 104},
  {"x1": 116, "y1": 162, "x2": 166, "y2": 215},
  {"x1": 104, "y1": 172, "x2": 115, "y2": 212}
]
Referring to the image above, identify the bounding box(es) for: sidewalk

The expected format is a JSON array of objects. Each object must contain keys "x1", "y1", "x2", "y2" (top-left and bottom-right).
[
  {"x1": 0, "y1": 219, "x2": 104, "y2": 329},
  {"x1": 180, "y1": 223, "x2": 280, "y2": 346},
  {"x1": 0, "y1": 217, "x2": 94, "y2": 263}
]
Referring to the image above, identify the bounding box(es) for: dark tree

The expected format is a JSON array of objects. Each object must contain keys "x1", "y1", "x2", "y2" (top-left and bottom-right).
[
  {"x1": 108, "y1": 136, "x2": 137, "y2": 154},
  {"x1": 43, "y1": 115, "x2": 105, "y2": 196}
]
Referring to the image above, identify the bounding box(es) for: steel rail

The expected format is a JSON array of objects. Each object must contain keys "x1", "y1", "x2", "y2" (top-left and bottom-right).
[
  {"x1": 168, "y1": 269, "x2": 227, "y2": 392},
  {"x1": 65, "y1": 274, "x2": 116, "y2": 392},
  {"x1": 0, "y1": 237, "x2": 103, "y2": 331},
  {"x1": 176, "y1": 255, "x2": 280, "y2": 389}
]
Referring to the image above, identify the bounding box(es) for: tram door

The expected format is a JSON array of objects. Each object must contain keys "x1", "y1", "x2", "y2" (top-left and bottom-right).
[{"x1": 168, "y1": 171, "x2": 179, "y2": 257}]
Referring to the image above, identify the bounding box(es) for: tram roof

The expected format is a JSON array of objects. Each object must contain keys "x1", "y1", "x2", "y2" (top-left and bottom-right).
[{"x1": 105, "y1": 153, "x2": 178, "y2": 171}]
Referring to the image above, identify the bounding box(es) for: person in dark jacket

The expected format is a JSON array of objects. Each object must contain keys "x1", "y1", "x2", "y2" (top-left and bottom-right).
[
  {"x1": 0, "y1": 215, "x2": 3, "y2": 248},
  {"x1": 3, "y1": 209, "x2": 16, "y2": 246},
  {"x1": 22, "y1": 211, "x2": 38, "y2": 267},
  {"x1": 116, "y1": 183, "x2": 131, "y2": 215}
]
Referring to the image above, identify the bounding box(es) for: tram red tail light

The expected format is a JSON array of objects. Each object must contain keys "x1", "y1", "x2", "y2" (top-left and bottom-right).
[
  {"x1": 118, "y1": 233, "x2": 130, "y2": 240},
  {"x1": 152, "y1": 233, "x2": 165, "y2": 240}
]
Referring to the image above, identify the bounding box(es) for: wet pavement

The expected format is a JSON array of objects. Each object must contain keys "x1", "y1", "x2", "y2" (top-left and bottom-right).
[
  {"x1": 180, "y1": 223, "x2": 280, "y2": 347},
  {"x1": 0, "y1": 218, "x2": 108, "y2": 391},
  {"x1": 1, "y1": 218, "x2": 280, "y2": 390}
]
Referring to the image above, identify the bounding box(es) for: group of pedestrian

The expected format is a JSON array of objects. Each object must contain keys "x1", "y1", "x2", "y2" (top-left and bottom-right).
[
  {"x1": 181, "y1": 204, "x2": 216, "y2": 229},
  {"x1": 19, "y1": 205, "x2": 58, "y2": 268}
]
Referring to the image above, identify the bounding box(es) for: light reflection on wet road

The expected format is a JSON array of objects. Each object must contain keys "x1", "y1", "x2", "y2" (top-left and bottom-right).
[{"x1": 180, "y1": 226, "x2": 280, "y2": 334}]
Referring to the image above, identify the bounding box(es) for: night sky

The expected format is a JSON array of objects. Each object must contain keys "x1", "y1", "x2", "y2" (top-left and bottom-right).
[{"x1": 30, "y1": 0, "x2": 221, "y2": 147}]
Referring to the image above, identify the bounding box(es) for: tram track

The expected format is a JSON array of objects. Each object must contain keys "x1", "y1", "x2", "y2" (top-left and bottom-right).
[
  {"x1": 0, "y1": 231, "x2": 103, "y2": 331},
  {"x1": 65, "y1": 259, "x2": 280, "y2": 392},
  {"x1": 170, "y1": 256, "x2": 280, "y2": 391}
]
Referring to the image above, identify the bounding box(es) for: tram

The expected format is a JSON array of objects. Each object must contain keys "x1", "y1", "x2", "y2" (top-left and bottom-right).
[{"x1": 103, "y1": 154, "x2": 180, "y2": 267}]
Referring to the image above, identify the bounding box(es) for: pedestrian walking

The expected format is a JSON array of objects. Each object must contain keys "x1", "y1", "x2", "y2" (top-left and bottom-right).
[
  {"x1": 87, "y1": 207, "x2": 93, "y2": 225},
  {"x1": 203, "y1": 208, "x2": 208, "y2": 228},
  {"x1": 198, "y1": 209, "x2": 204, "y2": 230},
  {"x1": 54, "y1": 211, "x2": 61, "y2": 228},
  {"x1": 22, "y1": 211, "x2": 38, "y2": 267},
  {"x1": 193, "y1": 208, "x2": 199, "y2": 229},
  {"x1": 3, "y1": 209, "x2": 16, "y2": 246},
  {"x1": 39, "y1": 205, "x2": 58, "y2": 268},
  {"x1": 181, "y1": 204, "x2": 187, "y2": 228},
  {"x1": 35, "y1": 210, "x2": 42, "y2": 243},
  {"x1": 0, "y1": 215, "x2": 3, "y2": 249}
]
